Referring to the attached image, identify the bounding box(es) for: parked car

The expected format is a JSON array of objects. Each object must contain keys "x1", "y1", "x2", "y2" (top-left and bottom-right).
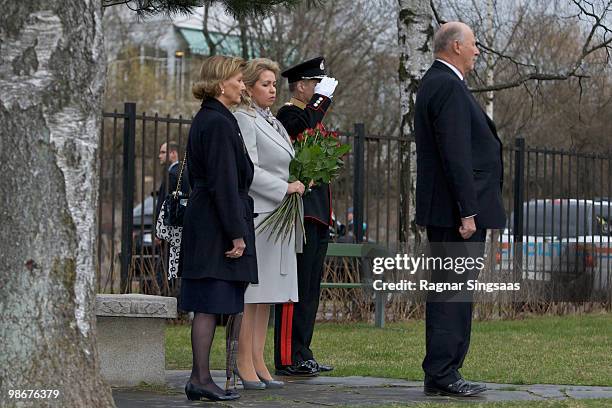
[
  {"x1": 132, "y1": 195, "x2": 156, "y2": 257},
  {"x1": 498, "y1": 199, "x2": 611, "y2": 291}
]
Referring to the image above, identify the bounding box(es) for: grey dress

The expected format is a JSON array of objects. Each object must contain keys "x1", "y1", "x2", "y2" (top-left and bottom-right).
[{"x1": 234, "y1": 106, "x2": 299, "y2": 304}]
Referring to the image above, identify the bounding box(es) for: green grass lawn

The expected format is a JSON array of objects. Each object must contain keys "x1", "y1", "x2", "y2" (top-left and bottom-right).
[{"x1": 166, "y1": 312, "x2": 612, "y2": 386}]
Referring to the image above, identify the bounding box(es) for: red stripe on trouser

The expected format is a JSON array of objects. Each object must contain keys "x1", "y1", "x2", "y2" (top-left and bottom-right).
[
  {"x1": 286, "y1": 304, "x2": 294, "y2": 365},
  {"x1": 281, "y1": 304, "x2": 291, "y2": 365},
  {"x1": 280, "y1": 303, "x2": 294, "y2": 366},
  {"x1": 280, "y1": 305, "x2": 287, "y2": 365}
]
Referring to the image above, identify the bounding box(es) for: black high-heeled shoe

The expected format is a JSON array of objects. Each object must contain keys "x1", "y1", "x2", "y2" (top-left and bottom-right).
[{"x1": 184, "y1": 381, "x2": 240, "y2": 401}]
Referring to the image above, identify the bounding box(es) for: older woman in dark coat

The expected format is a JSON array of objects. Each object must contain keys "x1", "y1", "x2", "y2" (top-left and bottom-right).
[{"x1": 179, "y1": 55, "x2": 257, "y2": 402}]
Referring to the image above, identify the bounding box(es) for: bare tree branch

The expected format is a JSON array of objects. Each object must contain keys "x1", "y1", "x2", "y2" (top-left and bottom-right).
[
  {"x1": 102, "y1": 0, "x2": 131, "y2": 7},
  {"x1": 433, "y1": 0, "x2": 612, "y2": 93},
  {"x1": 476, "y1": 41, "x2": 537, "y2": 70},
  {"x1": 471, "y1": 72, "x2": 590, "y2": 93},
  {"x1": 200, "y1": 4, "x2": 240, "y2": 56},
  {"x1": 430, "y1": 0, "x2": 445, "y2": 26}
]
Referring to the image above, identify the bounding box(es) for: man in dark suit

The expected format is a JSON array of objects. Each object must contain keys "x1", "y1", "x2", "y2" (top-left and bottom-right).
[
  {"x1": 414, "y1": 22, "x2": 506, "y2": 397},
  {"x1": 155, "y1": 141, "x2": 189, "y2": 221},
  {"x1": 274, "y1": 57, "x2": 338, "y2": 377}
]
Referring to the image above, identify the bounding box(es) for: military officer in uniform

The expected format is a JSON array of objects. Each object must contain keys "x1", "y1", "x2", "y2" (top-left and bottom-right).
[{"x1": 274, "y1": 57, "x2": 338, "y2": 377}]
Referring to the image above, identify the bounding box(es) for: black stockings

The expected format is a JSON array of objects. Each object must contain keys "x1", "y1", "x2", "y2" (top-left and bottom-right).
[{"x1": 189, "y1": 312, "x2": 224, "y2": 394}]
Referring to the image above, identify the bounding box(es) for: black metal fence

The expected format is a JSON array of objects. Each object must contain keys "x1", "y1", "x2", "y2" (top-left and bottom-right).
[
  {"x1": 498, "y1": 139, "x2": 612, "y2": 302},
  {"x1": 98, "y1": 103, "x2": 192, "y2": 294},
  {"x1": 97, "y1": 103, "x2": 410, "y2": 294},
  {"x1": 97, "y1": 103, "x2": 612, "y2": 305}
]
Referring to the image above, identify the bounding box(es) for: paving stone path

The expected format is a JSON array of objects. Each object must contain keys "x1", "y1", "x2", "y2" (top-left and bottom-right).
[{"x1": 112, "y1": 370, "x2": 612, "y2": 407}]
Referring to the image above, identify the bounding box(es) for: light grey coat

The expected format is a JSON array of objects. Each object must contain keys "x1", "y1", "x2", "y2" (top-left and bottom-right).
[
  {"x1": 235, "y1": 107, "x2": 294, "y2": 212},
  {"x1": 234, "y1": 107, "x2": 298, "y2": 303}
]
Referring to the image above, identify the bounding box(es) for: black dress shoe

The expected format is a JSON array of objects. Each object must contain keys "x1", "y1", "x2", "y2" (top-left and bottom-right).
[
  {"x1": 424, "y1": 378, "x2": 486, "y2": 397},
  {"x1": 275, "y1": 361, "x2": 319, "y2": 377},
  {"x1": 307, "y1": 359, "x2": 334, "y2": 372},
  {"x1": 184, "y1": 381, "x2": 240, "y2": 401}
]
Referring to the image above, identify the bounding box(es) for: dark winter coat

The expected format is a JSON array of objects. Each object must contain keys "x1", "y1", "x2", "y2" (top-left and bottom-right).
[
  {"x1": 179, "y1": 98, "x2": 258, "y2": 283},
  {"x1": 414, "y1": 60, "x2": 506, "y2": 229}
]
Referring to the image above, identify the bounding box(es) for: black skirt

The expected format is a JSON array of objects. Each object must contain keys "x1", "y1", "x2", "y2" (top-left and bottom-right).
[{"x1": 180, "y1": 277, "x2": 247, "y2": 315}]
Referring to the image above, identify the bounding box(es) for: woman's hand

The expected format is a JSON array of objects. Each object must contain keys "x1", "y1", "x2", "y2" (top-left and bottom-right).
[
  {"x1": 225, "y1": 238, "x2": 246, "y2": 258},
  {"x1": 287, "y1": 181, "x2": 305, "y2": 196}
]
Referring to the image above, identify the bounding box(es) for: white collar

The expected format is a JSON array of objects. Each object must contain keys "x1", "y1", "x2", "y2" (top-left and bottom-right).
[
  {"x1": 169, "y1": 161, "x2": 179, "y2": 170},
  {"x1": 436, "y1": 59, "x2": 464, "y2": 81}
]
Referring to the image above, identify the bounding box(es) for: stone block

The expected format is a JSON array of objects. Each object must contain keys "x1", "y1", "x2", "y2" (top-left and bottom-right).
[{"x1": 95, "y1": 294, "x2": 177, "y2": 386}]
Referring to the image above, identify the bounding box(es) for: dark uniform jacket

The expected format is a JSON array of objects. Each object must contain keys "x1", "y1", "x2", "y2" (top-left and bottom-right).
[
  {"x1": 276, "y1": 94, "x2": 333, "y2": 226},
  {"x1": 414, "y1": 60, "x2": 506, "y2": 229},
  {"x1": 155, "y1": 161, "x2": 190, "y2": 219},
  {"x1": 179, "y1": 98, "x2": 258, "y2": 283}
]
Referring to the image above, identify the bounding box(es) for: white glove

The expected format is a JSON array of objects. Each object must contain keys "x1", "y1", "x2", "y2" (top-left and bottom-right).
[{"x1": 314, "y1": 76, "x2": 338, "y2": 98}]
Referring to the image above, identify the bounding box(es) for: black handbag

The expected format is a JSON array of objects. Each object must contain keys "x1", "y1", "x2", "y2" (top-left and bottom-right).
[{"x1": 162, "y1": 151, "x2": 189, "y2": 227}]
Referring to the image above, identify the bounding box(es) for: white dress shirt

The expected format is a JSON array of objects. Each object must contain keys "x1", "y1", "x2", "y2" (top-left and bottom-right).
[{"x1": 436, "y1": 59, "x2": 464, "y2": 80}]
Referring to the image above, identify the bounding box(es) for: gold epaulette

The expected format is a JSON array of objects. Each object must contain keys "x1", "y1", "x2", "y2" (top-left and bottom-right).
[{"x1": 289, "y1": 97, "x2": 306, "y2": 110}]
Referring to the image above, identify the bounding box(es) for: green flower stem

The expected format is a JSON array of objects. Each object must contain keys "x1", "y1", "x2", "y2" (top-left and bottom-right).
[
  {"x1": 274, "y1": 196, "x2": 294, "y2": 224},
  {"x1": 256, "y1": 193, "x2": 301, "y2": 244},
  {"x1": 280, "y1": 195, "x2": 301, "y2": 243},
  {"x1": 275, "y1": 197, "x2": 296, "y2": 243},
  {"x1": 256, "y1": 198, "x2": 287, "y2": 232}
]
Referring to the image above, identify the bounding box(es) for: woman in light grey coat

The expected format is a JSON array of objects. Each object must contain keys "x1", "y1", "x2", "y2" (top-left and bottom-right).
[{"x1": 233, "y1": 58, "x2": 304, "y2": 389}]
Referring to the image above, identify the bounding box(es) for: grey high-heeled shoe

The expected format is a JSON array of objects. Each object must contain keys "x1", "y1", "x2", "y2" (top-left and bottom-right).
[
  {"x1": 234, "y1": 369, "x2": 266, "y2": 390},
  {"x1": 257, "y1": 373, "x2": 285, "y2": 389}
]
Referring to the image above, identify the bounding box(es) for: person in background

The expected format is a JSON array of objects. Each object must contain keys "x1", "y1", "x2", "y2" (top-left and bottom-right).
[
  {"x1": 154, "y1": 141, "x2": 189, "y2": 295},
  {"x1": 336, "y1": 207, "x2": 367, "y2": 243},
  {"x1": 155, "y1": 141, "x2": 189, "y2": 221}
]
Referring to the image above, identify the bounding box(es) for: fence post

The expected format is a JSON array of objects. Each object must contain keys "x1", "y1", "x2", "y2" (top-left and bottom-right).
[
  {"x1": 120, "y1": 102, "x2": 136, "y2": 293},
  {"x1": 353, "y1": 123, "x2": 384, "y2": 328},
  {"x1": 512, "y1": 137, "x2": 525, "y2": 309},
  {"x1": 353, "y1": 123, "x2": 365, "y2": 243}
]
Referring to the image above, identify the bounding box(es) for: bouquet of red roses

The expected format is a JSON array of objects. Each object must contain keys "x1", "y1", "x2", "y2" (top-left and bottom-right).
[{"x1": 257, "y1": 123, "x2": 351, "y2": 245}]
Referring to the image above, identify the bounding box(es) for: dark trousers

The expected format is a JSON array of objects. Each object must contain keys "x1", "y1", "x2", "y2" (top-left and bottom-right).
[
  {"x1": 275, "y1": 221, "x2": 329, "y2": 368},
  {"x1": 422, "y1": 226, "x2": 486, "y2": 386}
]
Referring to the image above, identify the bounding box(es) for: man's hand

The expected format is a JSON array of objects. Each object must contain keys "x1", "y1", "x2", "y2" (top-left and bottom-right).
[
  {"x1": 314, "y1": 76, "x2": 338, "y2": 98},
  {"x1": 459, "y1": 216, "x2": 476, "y2": 240}
]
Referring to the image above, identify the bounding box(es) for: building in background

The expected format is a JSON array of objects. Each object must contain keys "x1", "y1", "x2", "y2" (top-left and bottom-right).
[{"x1": 103, "y1": 4, "x2": 248, "y2": 114}]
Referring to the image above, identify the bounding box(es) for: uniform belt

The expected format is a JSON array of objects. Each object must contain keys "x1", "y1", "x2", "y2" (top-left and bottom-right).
[{"x1": 193, "y1": 180, "x2": 250, "y2": 198}]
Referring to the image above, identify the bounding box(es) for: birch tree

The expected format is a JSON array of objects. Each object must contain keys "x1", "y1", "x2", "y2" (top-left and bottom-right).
[
  {"x1": 0, "y1": 1, "x2": 114, "y2": 406},
  {"x1": 0, "y1": 1, "x2": 303, "y2": 407},
  {"x1": 397, "y1": 0, "x2": 433, "y2": 251}
]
